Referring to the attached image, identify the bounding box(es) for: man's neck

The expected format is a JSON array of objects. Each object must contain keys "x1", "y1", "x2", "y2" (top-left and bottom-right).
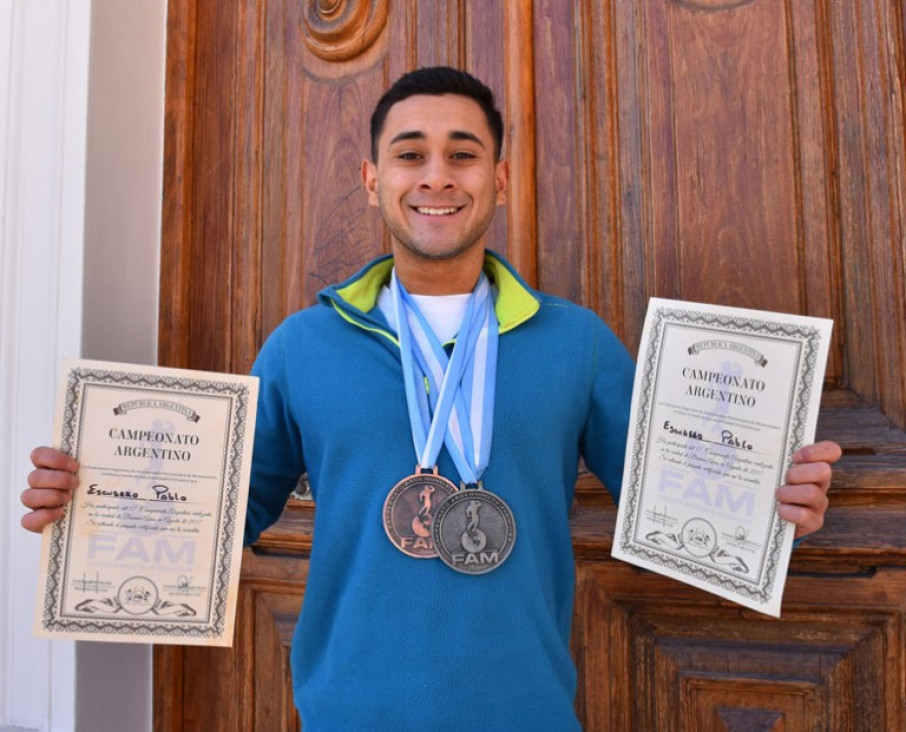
[{"x1": 392, "y1": 245, "x2": 486, "y2": 295}]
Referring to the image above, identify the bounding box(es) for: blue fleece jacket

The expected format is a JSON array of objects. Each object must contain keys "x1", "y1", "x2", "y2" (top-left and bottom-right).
[{"x1": 245, "y1": 251, "x2": 635, "y2": 731}]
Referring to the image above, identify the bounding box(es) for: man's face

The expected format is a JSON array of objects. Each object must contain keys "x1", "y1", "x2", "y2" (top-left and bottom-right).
[{"x1": 362, "y1": 94, "x2": 508, "y2": 264}]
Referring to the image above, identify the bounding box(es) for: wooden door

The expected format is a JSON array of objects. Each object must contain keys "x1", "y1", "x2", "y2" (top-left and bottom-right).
[{"x1": 155, "y1": 1, "x2": 906, "y2": 729}]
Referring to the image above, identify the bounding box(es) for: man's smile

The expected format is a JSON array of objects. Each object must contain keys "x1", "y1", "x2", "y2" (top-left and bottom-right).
[{"x1": 413, "y1": 205, "x2": 463, "y2": 216}]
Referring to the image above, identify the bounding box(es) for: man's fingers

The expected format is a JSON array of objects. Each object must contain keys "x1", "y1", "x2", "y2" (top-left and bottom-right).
[
  {"x1": 776, "y1": 481, "x2": 829, "y2": 533},
  {"x1": 785, "y1": 461, "x2": 833, "y2": 489},
  {"x1": 27, "y1": 467, "x2": 79, "y2": 492},
  {"x1": 21, "y1": 507, "x2": 66, "y2": 533},
  {"x1": 776, "y1": 503, "x2": 825, "y2": 538},
  {"x1": 773, "y1": 441, "x2": 841, "y2": 540},
  {"x1": 30, "y1": 446, "x2": 79, "y2": 472},
  {"x1": 21, "y1": 486, "x2": 75, "y2": 511},
  {"x1": 22, "y1": 448, "x2": 79, "y2": 534},
  {"x1": 776, "y1": 480, "x2": 830, "y2": 539},
  {"x1": 776, "y1": 482, "x2": 829, "y2": 512},
  {"x1": 792, "y1": 440, "x2": 842, "y2": 465}
]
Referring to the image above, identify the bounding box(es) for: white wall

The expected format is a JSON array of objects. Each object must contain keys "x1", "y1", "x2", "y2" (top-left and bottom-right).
[
  {"x1": 0, "y1": 2, "x2": 89, "y2": 729},
  {"x1": 75, "y1": 2, "x2": 166, "y2": 731},
  {"x1": 0, "y1": 1, "x2": 166, "y2": 730},
  {"x1": 82, "y1": 0, "x2": 165, "y2": 365}
]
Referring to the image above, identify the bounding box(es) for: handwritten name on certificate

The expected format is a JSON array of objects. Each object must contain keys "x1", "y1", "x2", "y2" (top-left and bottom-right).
[
  {"x1": 35, "y1": 360, "x2": 258, "y2": 645},
  {"x1": 612, "y1": 300, "x2": 832, "y2": 616}
]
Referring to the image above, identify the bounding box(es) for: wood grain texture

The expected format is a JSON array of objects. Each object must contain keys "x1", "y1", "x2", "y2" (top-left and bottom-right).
[
  {"x1": 574, "y1": 561, "x2": 906, "y2": 731},
  {"x1": 533, "y1": 0, "x2": 583, "y2": 301},
  {"x1": 186, "y1": 0, "x2": 238, "y2": 373},
  {"x1": 158, "y1": 0, "x2": 197, "y2": 371},
  {"x1": 503, "y1": 0, "x2": 538, "y2": 286},
  {"x1": 829, "y1": 0, "x2": 906, "y2": 428},
  {"x1": 250, "y1": 583, "x2": 305, "y2": 731}
]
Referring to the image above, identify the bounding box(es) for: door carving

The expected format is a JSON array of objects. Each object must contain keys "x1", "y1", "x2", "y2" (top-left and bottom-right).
[{"x1": 155, "y1": 1, "x2": 906, "y2": 729}]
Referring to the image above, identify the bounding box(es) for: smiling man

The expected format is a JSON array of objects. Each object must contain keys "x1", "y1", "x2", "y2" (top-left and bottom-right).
[
  {"x1": 362, "y1": 91, "x2": 508, "y2": 293},
  {"x1": 22, "y1": 67, "x2": 841, "y2": 731}
]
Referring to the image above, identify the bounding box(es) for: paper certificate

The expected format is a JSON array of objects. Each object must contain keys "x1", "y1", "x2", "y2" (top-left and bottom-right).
[
  {"x1": 612, "y1": 299, "x2": 832, "y2": 616},
  {"x1": 35, "y1": 360, "x2": 258, "y2": 645}
]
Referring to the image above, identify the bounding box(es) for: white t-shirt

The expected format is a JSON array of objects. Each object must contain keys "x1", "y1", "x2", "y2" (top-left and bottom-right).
[{"x1": 376, "y1": 286, "x2": 471, "y2": 344}]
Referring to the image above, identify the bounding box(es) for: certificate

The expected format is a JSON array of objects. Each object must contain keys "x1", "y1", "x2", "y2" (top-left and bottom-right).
[
  {"x1": 611, "y1": 299, "x2": 832, "y2": 616},
  {"x1": 35, "y1": 360, "x2": 258, "y2": 645}
]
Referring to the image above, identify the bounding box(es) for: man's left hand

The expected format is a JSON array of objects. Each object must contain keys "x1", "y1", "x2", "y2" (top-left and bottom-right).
[{"x1": 776, "y1": 440, "x2": 843, "y2": 539}]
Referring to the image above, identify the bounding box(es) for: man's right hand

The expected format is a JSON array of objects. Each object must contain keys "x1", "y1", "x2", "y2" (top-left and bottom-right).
[{"x1": 21, "y1": 447, "x2": 80, "y2": 533}]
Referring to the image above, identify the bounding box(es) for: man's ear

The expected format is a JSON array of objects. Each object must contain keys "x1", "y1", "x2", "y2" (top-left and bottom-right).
[
  {"x1": 361, "y1": 159, "x2": 379, "y2": 207},
  {"x1": 495, "y1": 159, "x2": 509, "y2": 206}
]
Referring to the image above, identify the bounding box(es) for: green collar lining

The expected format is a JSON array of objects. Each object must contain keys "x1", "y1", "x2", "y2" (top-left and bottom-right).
[
  {"x1": 333, "y1": 252, "x2": 540, "y2": 334},
  {"x1": 335, "y1": 257, "x2": 395, "y2": 312}
]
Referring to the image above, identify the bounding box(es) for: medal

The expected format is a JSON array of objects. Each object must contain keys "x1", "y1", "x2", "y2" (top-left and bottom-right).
[
  {"x1": 383, "y1": 467, "x2": 457, "y2": 558},
  {"x1": 432, "y1": 485, "x2": 516, "y2": 574},
  {"x1": 385, "y1": 269, "x2": 516, "y2": 571}
]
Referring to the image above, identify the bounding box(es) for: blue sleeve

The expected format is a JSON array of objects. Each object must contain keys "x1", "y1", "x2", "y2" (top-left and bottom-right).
[
  {"x1": 245, "y1": 324, "x2": 306, "y2": 546},
  {"x1": 580, "y1": 318, "x2": 636, "y2": 502}
]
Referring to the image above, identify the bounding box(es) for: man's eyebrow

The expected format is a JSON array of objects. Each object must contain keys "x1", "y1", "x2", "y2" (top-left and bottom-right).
[
  {"x1": 449, "y1": 130, "x2": 485, "y2": 147},
  {"x1": 388, "y1": 130, "x2": 426, "y2": 147},
  {"x1": 386, "y1": 130, "x2": 486, "y2": 148}
]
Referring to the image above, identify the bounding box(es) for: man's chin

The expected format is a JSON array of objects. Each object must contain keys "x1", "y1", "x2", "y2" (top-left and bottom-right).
[{"x1": 395, "y1": 239, "x2": 482, "y2": 262}]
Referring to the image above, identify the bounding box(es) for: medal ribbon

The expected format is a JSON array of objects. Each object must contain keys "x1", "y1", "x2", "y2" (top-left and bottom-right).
[{"x1": 391, "y1": 269, "x2": 498, "y2": 485}]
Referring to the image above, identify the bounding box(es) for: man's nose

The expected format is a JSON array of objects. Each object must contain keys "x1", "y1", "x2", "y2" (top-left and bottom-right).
[{"x1": 419, "y1": 157, "x2": 455, "y2": 190}]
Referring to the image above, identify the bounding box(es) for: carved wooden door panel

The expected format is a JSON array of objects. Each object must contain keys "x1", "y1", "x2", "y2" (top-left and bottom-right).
[{"x1": 155, "y1": 1, "x2": 906, "y2": 729}]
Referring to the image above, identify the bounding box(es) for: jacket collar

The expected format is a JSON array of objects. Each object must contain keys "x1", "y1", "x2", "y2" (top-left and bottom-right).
[{"x1": 320, "y1": 250, "x2": 541, "y2": 336}]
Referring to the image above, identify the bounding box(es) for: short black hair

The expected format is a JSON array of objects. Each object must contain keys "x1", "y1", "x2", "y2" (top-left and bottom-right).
[{"x1": 369, "y1": 66, "x2": 504, "y2": 162}]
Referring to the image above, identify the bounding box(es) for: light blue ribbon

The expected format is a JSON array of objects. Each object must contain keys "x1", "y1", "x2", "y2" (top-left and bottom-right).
[{"x1": 391, "y1": 270, "x2": 499, "y2": 485}]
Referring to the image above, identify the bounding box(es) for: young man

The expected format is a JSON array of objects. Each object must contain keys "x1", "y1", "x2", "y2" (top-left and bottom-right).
[{"x1": 23, "y1": 67, "x2": 840, "y2": 730}]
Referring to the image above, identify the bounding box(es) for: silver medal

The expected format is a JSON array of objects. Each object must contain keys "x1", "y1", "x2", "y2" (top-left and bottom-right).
[{"x1": 432, "y1": 488, "x2": 516, "y2": 574}]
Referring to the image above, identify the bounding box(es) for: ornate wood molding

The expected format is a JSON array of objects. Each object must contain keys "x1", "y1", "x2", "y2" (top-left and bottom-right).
[{"x1": 300, "y1": 0, "x2": 389, "y2": 61}]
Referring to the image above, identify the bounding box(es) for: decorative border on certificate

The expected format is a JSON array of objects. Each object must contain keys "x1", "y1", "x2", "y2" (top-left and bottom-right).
[
  {"x1": 612, "y1": 300, "x2": 832, "y2": 617},
  {"x1": 35, "y1": 360, "x2": 258, "y2": 645}
]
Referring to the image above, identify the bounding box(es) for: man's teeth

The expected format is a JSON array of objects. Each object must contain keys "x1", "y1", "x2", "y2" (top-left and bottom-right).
[{"x1": 416, "y1": 206, "x2": 458, "y2": 216}]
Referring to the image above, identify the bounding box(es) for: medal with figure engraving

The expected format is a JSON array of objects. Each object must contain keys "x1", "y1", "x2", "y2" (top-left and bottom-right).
[
  {"x1": 432, "y1": 486, "x2": 517, "y2": 575},
  {"x1": 383, "y1": 467, "x2": 458, "y2": 558}
]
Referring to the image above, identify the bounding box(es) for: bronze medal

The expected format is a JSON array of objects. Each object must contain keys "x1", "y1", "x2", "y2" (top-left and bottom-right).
[
  {"x1": 383, "y1": 467, "x2": 458, "y2": 558},
  {"x1": 432, "y1": 489, "x2": 516, "y2": 574}
]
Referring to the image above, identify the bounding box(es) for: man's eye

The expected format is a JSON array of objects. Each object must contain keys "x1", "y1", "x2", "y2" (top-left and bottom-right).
[
  {"x1": 451, "y1": 151, "x2": 476, "y2": 160},
  {"x1": 398, "y1": 152, "x2": 421, "y2": 160}
]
